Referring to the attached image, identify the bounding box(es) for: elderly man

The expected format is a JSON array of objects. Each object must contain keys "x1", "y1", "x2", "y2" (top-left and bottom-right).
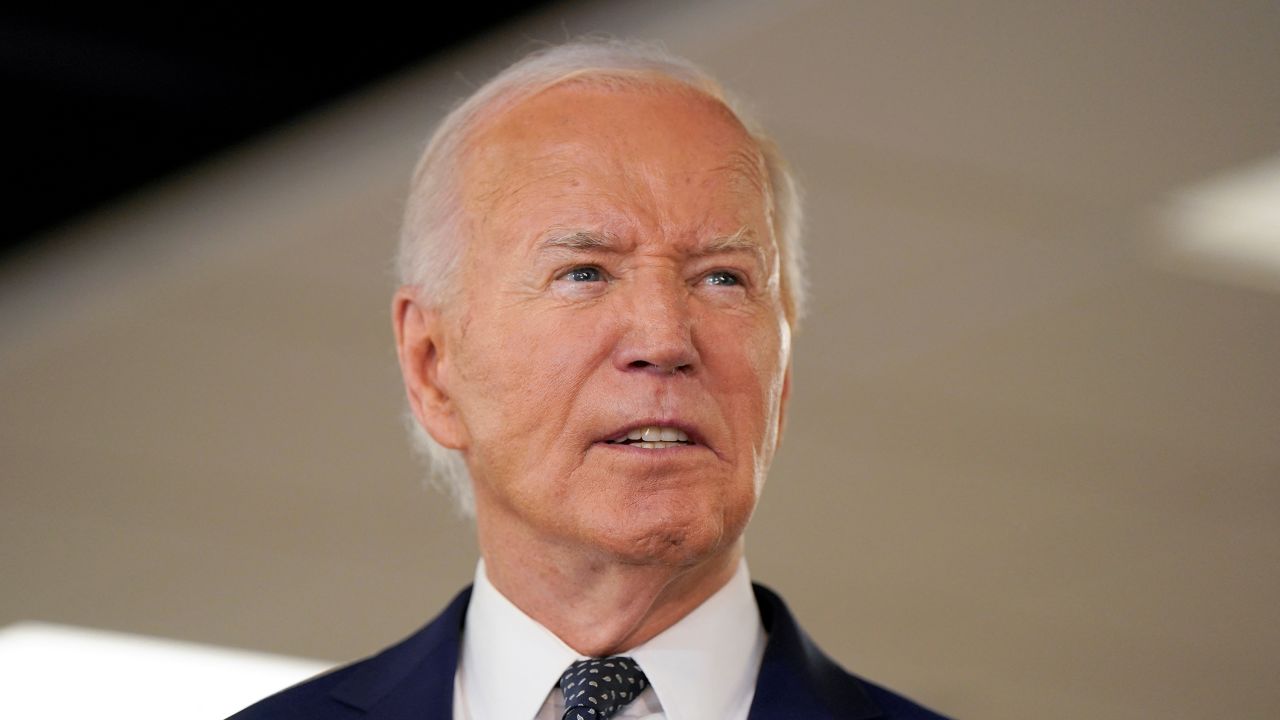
[{"x1": 233, "y1": 40, "x2": 947, "y2": 720}]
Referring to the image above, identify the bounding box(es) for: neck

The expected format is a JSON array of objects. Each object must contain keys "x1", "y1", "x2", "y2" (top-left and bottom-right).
[{"x1": 475, "y1": 511, "x2": 743, "y2": 657}]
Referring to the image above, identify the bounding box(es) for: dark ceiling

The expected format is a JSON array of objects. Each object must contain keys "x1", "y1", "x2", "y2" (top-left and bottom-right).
[{"x1": 2, "y1": 6, "x2": 552, "y2": 261}]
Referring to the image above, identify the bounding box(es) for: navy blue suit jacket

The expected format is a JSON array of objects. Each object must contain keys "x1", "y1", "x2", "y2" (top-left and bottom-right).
[{"x1": 230, "y1": 583, "x2": 949, "y2": 719}]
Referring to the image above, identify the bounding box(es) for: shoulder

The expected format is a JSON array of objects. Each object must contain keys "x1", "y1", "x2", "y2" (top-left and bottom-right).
[
  {"x1": 227, "y1": 586, "x2": 472, "y2": 720},
  {"x1": 750, "y1": 583, "x2": 952, "y2": 720},
  {"x1": 227, "y1": 660, "x2": 368, "y2": 720},
  {"x1": 859, "y1": 680, "x2": 952, "y2": 720}
]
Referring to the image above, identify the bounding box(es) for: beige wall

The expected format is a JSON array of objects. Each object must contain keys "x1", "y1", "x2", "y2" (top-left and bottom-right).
[{"x1": 3, "y1": 2, "x2": 1279, "y2": 717}]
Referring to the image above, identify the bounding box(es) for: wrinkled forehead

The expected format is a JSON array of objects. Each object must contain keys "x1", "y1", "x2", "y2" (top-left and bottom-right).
[
  {"x1": 456, "y1": 79, "x2": 773, "y2": 227},
  {"x1": 465, "y1": 74, "x2": 758, "y2": 155}
]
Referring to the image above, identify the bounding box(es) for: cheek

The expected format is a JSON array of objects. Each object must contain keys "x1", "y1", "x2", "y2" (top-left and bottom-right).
[
  {"x1": 453, "y1": 303, "x2": 616, "y2": 458},
  {"x1": 702, "y1": 318, "x2": 787, "y2": 442}
]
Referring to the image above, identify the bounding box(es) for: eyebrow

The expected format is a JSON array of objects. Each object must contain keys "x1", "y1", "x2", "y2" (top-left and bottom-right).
[
  {"x1": 538, "y1": 229, "x2": 619, "y2": 252},
  {"x1": 536, "y1": 226, "x2": 766, "y2": 264},
  {"x1": 695, "y1": 227, "x2": 764, "y2": 261}
]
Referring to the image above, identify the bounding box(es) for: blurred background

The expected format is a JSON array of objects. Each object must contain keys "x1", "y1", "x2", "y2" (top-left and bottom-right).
[{"x1": 2, "y1": 1, "x2": 1278, "y2": 717}]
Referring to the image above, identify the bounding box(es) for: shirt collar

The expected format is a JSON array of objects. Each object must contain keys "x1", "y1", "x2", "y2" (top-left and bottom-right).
[
  {"x1": 458, "y1": 558, "x2": 580, "y2": 720},
  {"x1": 628, "y1": 558, "x2": 766, "y2": 720},
  {"x1": 458, "y1": 557, "x2": 766, "y2": 720}
]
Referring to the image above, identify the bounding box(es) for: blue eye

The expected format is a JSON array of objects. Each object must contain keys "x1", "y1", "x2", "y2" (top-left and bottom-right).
[
  {"x1": 705, "y1": 270, "x2": 741, "y2": 286},
  {"x1": 564, "y1": 266, "x2": 603, "y2": 282}
]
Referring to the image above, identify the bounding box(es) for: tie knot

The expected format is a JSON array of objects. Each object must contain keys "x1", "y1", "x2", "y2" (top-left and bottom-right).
[{"x1": 558, "y1": 656, "x2": 649, "y2": 720}]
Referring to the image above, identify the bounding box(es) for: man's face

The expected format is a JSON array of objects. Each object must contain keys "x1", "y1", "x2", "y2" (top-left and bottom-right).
[{"x1": 436, "y1": 82, "x2": 791, "y2": 566}]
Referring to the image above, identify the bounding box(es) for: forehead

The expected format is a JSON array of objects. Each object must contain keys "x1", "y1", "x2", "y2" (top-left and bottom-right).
[{"x1": 458, "y1": 81, "x2": 770, "y2": 239}]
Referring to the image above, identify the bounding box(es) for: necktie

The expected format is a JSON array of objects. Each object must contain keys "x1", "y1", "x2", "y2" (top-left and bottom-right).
[{"x1": 558, "y1": 656, "x2": 649, "y2": 720}]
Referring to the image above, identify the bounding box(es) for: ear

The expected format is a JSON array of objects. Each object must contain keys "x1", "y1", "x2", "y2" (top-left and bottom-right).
[{"x1": 392, "y1": 286, "x2": 468, "y2": 450}]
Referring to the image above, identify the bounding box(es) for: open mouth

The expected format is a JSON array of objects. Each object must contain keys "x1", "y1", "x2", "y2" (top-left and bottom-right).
[{"x1": 604, "y1": 425, "x2": 695, "y2": 450}]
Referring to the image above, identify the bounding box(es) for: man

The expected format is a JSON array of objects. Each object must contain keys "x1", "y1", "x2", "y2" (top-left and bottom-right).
[{"x1": 233, "y1": 39, "x2": 949, "y2": 720}]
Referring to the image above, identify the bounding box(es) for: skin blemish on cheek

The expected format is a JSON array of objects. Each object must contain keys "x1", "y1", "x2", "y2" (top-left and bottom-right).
[{"x1": 455, "y1": 305, "x2": 474, "y2": 342}]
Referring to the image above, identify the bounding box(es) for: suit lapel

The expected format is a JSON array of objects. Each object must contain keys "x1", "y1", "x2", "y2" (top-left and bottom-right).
[
  {"x1": 748, "y1": 583, "x2": 884, "y2": 720},
  {"x1": 328, "y1": 586, "x2": 472, "y2": 719}
]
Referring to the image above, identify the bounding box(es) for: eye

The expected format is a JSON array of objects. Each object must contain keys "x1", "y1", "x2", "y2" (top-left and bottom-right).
[
  {"x1": 562, "y1": 266, "x2": 604, "y2": 282},
  {"x1": 704, "y1": 270, "x2": 742, "y2": 286}
]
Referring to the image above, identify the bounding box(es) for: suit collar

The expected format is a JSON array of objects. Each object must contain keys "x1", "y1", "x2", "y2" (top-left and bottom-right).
[
  {"x1": 325, "y1": 582, "x2": 883, "y2": 720},
  {"x1": 328, "y1": 585, "x2": 470, "y2": 717},
  {"x1": 748, "y1": 583, "x2": 884, "y2": 719}
]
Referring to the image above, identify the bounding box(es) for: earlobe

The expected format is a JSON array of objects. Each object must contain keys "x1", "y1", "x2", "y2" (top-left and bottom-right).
[{"x1": 392, "y1": 287, "x2": 467, "y2": 450}]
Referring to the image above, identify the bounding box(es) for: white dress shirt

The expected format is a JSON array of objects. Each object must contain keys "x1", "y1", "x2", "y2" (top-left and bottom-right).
[{"x1": 453, "y1": 557, "x2": 767, "y2": 720}]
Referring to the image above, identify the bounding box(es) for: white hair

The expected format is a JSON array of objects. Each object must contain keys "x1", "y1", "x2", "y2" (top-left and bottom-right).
[{"x1": 396, "y1": 37, "x2": 806, "y2": 516}]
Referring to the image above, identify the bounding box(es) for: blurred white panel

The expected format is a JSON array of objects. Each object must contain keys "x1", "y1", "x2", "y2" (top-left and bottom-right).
[{"x1": 0, "y1": 622, "x2": 333, "y2": 719}]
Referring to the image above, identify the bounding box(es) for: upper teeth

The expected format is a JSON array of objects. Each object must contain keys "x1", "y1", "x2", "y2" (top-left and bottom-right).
[{"x1": 611, "y1": 425, "x2": 690, "y2": 444}]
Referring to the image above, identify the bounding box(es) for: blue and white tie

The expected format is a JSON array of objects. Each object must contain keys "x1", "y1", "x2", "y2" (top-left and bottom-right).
[{"x1": 558, "y1": 656, "x2": 649, "y2": 720}]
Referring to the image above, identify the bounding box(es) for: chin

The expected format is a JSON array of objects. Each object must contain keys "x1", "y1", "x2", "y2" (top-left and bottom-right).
[{"x1": 587, "y1": 495, "x2": 752, "y2": 568}]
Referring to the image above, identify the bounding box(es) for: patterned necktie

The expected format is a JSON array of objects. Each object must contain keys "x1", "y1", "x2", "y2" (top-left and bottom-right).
[{"x1": 558, "y1": 656, "x2": 649, "y2": 720}]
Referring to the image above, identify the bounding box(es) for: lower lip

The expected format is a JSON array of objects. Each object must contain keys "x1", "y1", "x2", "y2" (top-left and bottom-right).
[{"x1": 594, "y1": 441, "x2": 706, "y2": 454}]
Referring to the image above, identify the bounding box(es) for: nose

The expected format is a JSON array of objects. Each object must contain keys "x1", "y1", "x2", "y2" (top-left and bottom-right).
[{"x1": 612, "y1": 270, "x2": 698, "y2": 375}]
